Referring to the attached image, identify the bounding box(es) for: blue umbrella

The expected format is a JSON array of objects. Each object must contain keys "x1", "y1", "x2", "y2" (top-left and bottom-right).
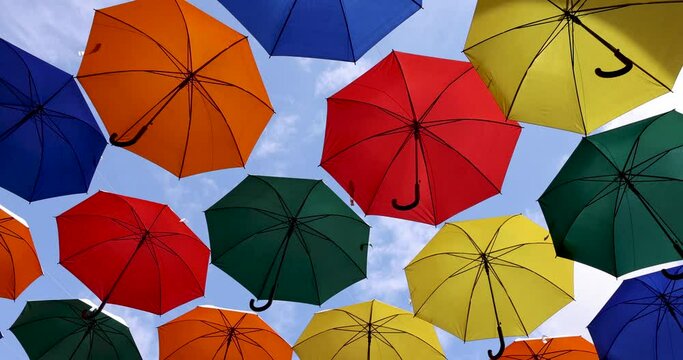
[
  {"x1": 218, "y1": 0, "x2": 422, "y2": 62},
  {"x1": 0, "y1": 39, "x2": 106, "y2": 202},
  {"x1": 588, "y1": 266, "x2": 682, "y2": 360}
]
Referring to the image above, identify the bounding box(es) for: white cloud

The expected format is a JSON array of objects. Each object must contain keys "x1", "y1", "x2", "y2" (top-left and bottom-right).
[
  {"x1": 598, "y1": 67, "x2": 683, "y2": 132},
  {"x1": 253, "y1": 115, "x2": 300, "y2": 158},
  {"x1": 315, "y1": 60, "x2": 372, "y2": 97},
  {"x1": 356, "y1": 217, "x2": 438, "y2": 303}
]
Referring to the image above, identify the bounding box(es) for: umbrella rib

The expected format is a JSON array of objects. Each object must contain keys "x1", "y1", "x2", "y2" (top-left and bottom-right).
[
  {"x1": 3, "y1": 39, "x2": 40, "y2": 104},
  {"x1": 207, "y1": 206, "x2": 288, "y2": 221},
  {"x1": 320, "y1": 124, "x2": 411, "y2": 165},
  {"x1": 487, "y1": 256, "x2": 575, "y2": 300},
  {"x1": 577, "y1": 2, "x2": 683, "y2": 16},
  {"x1": 0, "y1": 76, "x2": 32, "y2": 104},
  {"x1": 393, "y1": 52, "x2": 418, "y2": 120},
  {"x1": 412, "y1": 258, "x2": 482, "y2": 316},
  {"x1": 298, "y1": 213, "x2": 368, "y2": 226},
  {"x1": 505, "y1": 19, "x2": 568, "y2": 121},
  {"x1": 328, "y1": 96, "x2": 412, "y2": 124},
  {"x1": 40, "y1": 116, "x2": 90, "y2": 190},
  {"x1": 147, "y1": 234, "x2": 206, "y2": 295},
  {"x1": 178, "y1": 79, "x2": 193, "y2": 177},
  {"x1": 463, "y1": 13, "x2": 564, "y2": 52},
  {"x1": 374, "y1": 324, "x2": 446, "y2": 358},
  {"x1": 330, "y1": 331, "x2": 370, "y2": 360},
  {"x1": 161, "y1": 330, "x2": 227, "y2": 359},
  {"x1": 417, "y1": 66, "x2": 475, "y2": 123},
  {"x1": 269, "y1": 0, "x2": 300, "y2": 55},
  {"x1": 337, "y1": 0, "x2": 357, "y2": 62},
  {"x1": 293, "y1": 226, "x2": 322, "y2": 304},
  {"x1": 421, "y1": 127, "x2": 503, "y2": 193},
  {"x1": 41, "y1": 108, "x2": 103, "y2": 136},
  {"x1": 91, "y1": 11, "x2": 187, "y2": 73},
  {"x1": 27, "y1": 120, "x2": 46, "y2": 202},
  {"x1": 463, "y1": 262, "x2": 486, "y2": 340},
  {"x1": 192, "y1": 75, "x2": 275, "y2": 112},
  {"x1": 418, "y1": 130, "x2": 439, "y2": 223},
  {"x1": 76, "y1": 69, "x2": 185, "y2": 80},
  {"x1": 0, "y1": 233, "x2": 17, "y2": 298},
  {"x1": 173, "y1": 0, "x2": 192, "y2": 71},
  {"x1": 421, "y1": 117, "x2": 521, "y2": 129},
  {"x1": 252, "y1": 176, "x2": 295, "y2": 217},
  {"x1": 297, "y1": 222, "x2": 367, "y2": 276},
  {"x1": 568, "y1": 18, "x2": 588, "y2": 135},
  {"x1": 484, "y1": 214, "x2": 522, "y2": 254},
  {"x1": 600, "y1": 299, "x2": 667, "y2": 356},
  {"x1": 364, "y1": 132, "x2": 415, "y2": 212},
  {"x1": 487, "y1": 266, "x2": 531, "y2": 336},
  {"x1": 212, "y1": 222, "x2": 289, "y2": 263},
  {"x1": 60, "y1": 234, "x2": 143, "y2": 264}
]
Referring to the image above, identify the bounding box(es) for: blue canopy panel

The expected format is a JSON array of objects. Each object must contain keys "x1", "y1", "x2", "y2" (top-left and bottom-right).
[
  {"x1": 588, "y1": 265, "x2": 683, "y2": 360},
  {"x1": 219, "y1": 0, "x2": 422, "y2": 62},
  {"x1": 0, "y1": 39, "x2": 106, "y2": 202}
]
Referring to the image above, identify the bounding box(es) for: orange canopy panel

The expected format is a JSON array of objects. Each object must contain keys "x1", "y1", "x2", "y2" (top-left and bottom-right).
[
  {"x1": 158, "y1": 306, "x2": 292, "y2": 360},
  {"x1": 502, "y1": 336, "x2": 598, "y2": 360},
  {"x1": 0, "y1": 204, "x2": 42, "y2": 300},
  {"x1": 77, "y1": 0, "x2": 274, "y2": 177}
]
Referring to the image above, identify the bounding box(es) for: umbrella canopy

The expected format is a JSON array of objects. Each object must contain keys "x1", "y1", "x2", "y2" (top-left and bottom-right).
[
  {"x1": 77, "y1": 0, "x2": 273, "y2": 177},
  {"x1": 588, "y1": 265, "x2": 683, "y2": 360},
  {"x1": 405, "y1": 214, "x2": 574, "y2": 359},
  {"x1": 158, "y1": 305, "x2": 292, "y2": 360},
  {"x1": 0, "y1": 203, "x2": 41, "y2": 300},
  {"x1": 294, "y1": 299, "x2": 445, "y2": 360},
  {"x1": 539, "y1": 110, "x2": 683, "y2": 277},
  {"x1": 501, "y1": 336, "x2": 598, "y2": 360},
  {"x1": 218, "y1": 0, "x2": 422, "y2": 62},
  {"x1": 0, "y1": 38, "x2": 106, "y2": 201},
  {"x1": 57, "y1": 191, "x2": 210, "y2": 315},
  {"x1": 320, "y1": 51, "x2": 521, "y2": 225},
  {"x1": 10, "y1": 299, "x2": 141, "y2": 360},
  {"x1": 464, "y1": 1, "x2": 683, "y2": 135},
  {"x1": 205, "y1": 175, "x2": 369, "y2": 312}
]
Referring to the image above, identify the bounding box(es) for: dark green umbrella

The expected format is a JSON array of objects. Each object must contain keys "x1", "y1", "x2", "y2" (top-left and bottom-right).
[
  {"x1": 540, "y1": 110, "x2": 683, "y2": 278},
  {"x1": 206, "y1": 175, "x2": 370, "y2": 312},
  {"x1": 10, "y1": 299, "x2": 141, "y2": 359}
]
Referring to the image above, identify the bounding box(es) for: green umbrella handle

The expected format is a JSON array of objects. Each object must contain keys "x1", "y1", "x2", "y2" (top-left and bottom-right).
[
  {"x1": 595, "y1": 50, "x2": 633, "y2": 78},
  {"x1": 249, "y1": 296, "x2": 274, "y2": 312},
  {"x1": 661, "y1": 269, "x2": 683, "y2": 280},
  {"x1": 109, "y1": 124, "x2": 150, "y2": 147},
  {"x1": 392, "y1": 183, "x2": 420, "y2": 211},
  {"x1": 487, "y1": 325, "x2": 505, "y2": 360}
]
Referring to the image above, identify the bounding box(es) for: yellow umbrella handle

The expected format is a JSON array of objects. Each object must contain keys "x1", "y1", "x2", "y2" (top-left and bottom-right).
[
  {"x1": 487, "y1": 324, "x2": 505, "y2": 359},
  {"x1": 595, "y1": 50, "x2": 633, "y2": 79}
]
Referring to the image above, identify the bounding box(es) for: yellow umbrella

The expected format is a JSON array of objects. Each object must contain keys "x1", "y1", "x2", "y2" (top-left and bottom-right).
[
  {"x1": 405, "y1": 215, "x2": 574, "y2": 359},
  {"x1": 294, "y1": 300, "x2": 445, "y2": 360},
  {"x1": 464, "y1": 1, "x2": 683, "y2": 135}
]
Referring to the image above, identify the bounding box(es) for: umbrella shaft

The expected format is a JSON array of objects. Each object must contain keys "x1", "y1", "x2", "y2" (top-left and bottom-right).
[{"x1": 569, "y1": 14, "x2": 619, "y2": 54}]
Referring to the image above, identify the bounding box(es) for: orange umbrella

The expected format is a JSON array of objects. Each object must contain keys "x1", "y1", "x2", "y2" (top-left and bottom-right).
[
  {"x1": 0, "y1": 204, "x2": 42, "y2": 300},
  {"x1": 158, "y1": 306, "x2": 292, "y2": 360},
  {"x1": 502, "y1": 336, "x2": 598, "y2": 360},
  {"x1": 77, "y1": 0, "x2": 274, "y2": 177}
]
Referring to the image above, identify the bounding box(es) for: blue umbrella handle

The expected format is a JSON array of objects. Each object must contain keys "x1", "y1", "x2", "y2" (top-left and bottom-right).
[
  {"x1": 109, "y1": 124, "x2": 150, "y2": 147},
  {"x1": 392, "y1": 183, "x2": 420, "y2": 211},
  {"x1": 487, "y1": 325, "x2": 505, "y2": 360},
  {"x1": 661, "y1": 268, "x2": 683, "y2": 280},
  {"x1": 595, "y1": 50, "x2": 633, "y2": 78},
  {"x1": 249, "y1": 296, "x2": 274, "y2": 312}
]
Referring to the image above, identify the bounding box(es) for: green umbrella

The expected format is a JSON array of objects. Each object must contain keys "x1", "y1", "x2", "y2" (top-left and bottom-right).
[
  {"x1": 10, "y1": 299, "x2": 141, "y2": 360},
  {"x1": 540, "y1": 110, "x2": 683, "y2": 278},
  {"x1": 206, "y1": 175, "x2": 370, "y2": 312}
]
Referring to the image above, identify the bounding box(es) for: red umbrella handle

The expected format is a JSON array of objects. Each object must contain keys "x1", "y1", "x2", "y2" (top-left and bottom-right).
[{"x1": 392, "y1": 183, "x2": 420, "y2": 211}]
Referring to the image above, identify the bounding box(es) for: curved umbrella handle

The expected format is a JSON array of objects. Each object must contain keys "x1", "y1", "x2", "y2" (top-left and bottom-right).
[
  {"x1": 487, "y1": 325, "x2": 505, "y2": 360},
  {"x1": 249, "y1": 296, "x2": 274, "y2": 312},
  {"x1": 662, "y1": 268, "x2": 683, "y2": 281},
  {"x1": 595, "y1": 50, "x2": 633, "y2": 78},
  {"x1": 109, "y1": 124, "x2": 150, "y2": 147},
  {"x1": 392, "y1": 183, "x2": 420, "y2": 211}
]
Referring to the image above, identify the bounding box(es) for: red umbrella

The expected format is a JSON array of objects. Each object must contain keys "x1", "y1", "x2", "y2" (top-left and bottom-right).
[
  {"x1": 57, "y1": 191, "x2": 209, "y2": 315},
  {"x1": 321, "y1": 51, "x2": 521, "y2": 225}
]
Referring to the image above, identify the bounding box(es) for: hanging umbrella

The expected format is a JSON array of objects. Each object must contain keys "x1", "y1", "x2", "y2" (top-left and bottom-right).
[
  {"x1": 293, "y1": 299, "x2": 445, "y2": 360},
  {"x1": 218, "y1": 0, "x2": 422, "y2": 62},
  {"x1": 501, "y1": 336, "x2": 598, "y2": 360},
  {"x1": 320, "y1": 51, "x2": 521, "y2": 225},
  {"x1": 539, "y1": 110, "x2": 683, "y2": 278},
  {"x1": 405, "y1": 214, "x2": 575, "y2": 359},
  {"x1": 158, "y1": 305, "x2": 292, "y2": 359},
  {"x1": 464, "y1": 1, "x2": 683, "y2": 135},
  {"x1": 77, "y1": 0, "x2": 274, "y2": 177},
  {"x1": 0, "y1": 203, "x2": 41, "y2": 300},
  {"x1": 10, "y1": 299, "x2": 141, "y2": 360},
  {"x1": 588, "y1": 265, "x2": 682, "y2": 360},
  {"x1": 0, "y1": 38, "x2": 106, "y2": 201},
  {"x1": 205, "y1": 175, "x2": 369, "y2": 312},
  {"x1": 57, "y1": 191, "x2": 210, "y2": 315}
]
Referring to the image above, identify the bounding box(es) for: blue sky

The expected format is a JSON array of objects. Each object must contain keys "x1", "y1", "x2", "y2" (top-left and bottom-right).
[{"x1": 1, "y1": 1, "x2": 682, "y2": 359}]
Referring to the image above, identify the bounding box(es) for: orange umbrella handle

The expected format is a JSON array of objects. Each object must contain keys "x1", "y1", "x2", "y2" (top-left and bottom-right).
[{"x1": 109, "y1": 124, "x2": 150, "y2": 147}]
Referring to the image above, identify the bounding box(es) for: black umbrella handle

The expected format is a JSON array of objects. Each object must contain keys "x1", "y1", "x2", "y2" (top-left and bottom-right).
[
  {"x1": 595, "y1": 50, "x2": 633, "y2": 78},
  {"x1": 109, "y1": 124, "x2": 150, "y2": 147},
  {"x1": 249, "y1": 296, "x2": 274, "y2": 312},
  {"x1": 487, "y1": 325, "x2": 505, "y2": 360},
  {"x1": 392, "y1": 183, "x2": 420, "y2": 211},
  {"x1": 662, "y1": 268, "x2": 683, "y2": 281}
]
